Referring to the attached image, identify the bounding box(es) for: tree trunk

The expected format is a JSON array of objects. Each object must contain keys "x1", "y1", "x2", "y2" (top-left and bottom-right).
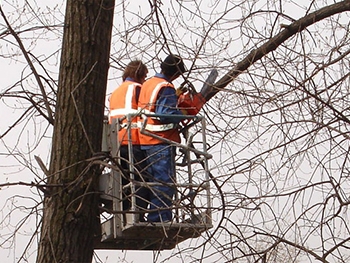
[{"x1": 36, "y1": 1, "x2": 115, "y2": 262}]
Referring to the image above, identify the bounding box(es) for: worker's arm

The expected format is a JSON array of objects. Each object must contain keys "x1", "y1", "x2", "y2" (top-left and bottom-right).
[{"x1": 155, "y1": 87, "x2": 186, "y2": 123}]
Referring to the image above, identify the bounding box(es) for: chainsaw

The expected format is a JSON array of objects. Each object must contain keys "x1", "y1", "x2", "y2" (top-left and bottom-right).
[{"x1": 178, "y1": 69, "x2": 218, "y2": 115}]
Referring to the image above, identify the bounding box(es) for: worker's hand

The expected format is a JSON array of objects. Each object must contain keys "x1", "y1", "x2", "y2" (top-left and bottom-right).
[
  {"x1": 176, "y1": 85, "x2": 188, "y2": 96},
  {"x1": 181, "y1": 109, "x2": 188, "y2": 115}
]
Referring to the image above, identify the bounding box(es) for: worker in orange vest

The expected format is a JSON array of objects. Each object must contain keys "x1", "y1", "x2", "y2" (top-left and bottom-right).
[
  {"x1": 138, "y1": 54, "x2": 188, "y2": 222},
  {"x1": 109, "y1": 60, "x2": 149, "y2": 222}
]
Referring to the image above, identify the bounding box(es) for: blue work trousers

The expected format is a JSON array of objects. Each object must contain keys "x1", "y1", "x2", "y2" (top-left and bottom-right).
[{"x1": 141, "y1": 144, "x2": 176, "y2": 222}]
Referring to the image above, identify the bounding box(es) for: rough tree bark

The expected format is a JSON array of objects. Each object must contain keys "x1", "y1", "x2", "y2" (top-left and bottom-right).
[{"x1": 36, "y1": 1, "x2": 115, "y2": 262}]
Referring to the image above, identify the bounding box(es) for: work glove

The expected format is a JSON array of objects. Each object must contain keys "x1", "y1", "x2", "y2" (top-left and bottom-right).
[
  {"x1": 180, "y1": 109, "x2": 188, "y2": 115},
  {"x1": 176, "y1": 80, "x2": 195, "y2": 97},
  {"x1": 176, "y1": 85, "x2": 188, "y2": 96}
]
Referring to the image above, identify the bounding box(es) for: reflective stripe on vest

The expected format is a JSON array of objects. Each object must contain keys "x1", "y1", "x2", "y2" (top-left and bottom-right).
[
  {"x1": 110, "y1": 83, "x2": 139, "y2": 116},
  {"x1": 137, "y1": 110, "x2": 175, "y2": 131},
  {"x1": 144, "y1": 123, "x2": 175, "y2": 132},
  {"x1": 138, "y1": 81, "x2": 169, "y2": 113},
  {"x1": 149, "y1": 81, "x2": 169, "y2": 109},
  {"x1": 125, "y1": 82, "x2": 135, "y2": 110},
  {"x1": 110, "y1": 108, "x2": 139, "y2": 117},
  {"x1": 120, "y1": 122, "x2": 139, "y2": 129},
  {"x1": 137, "y1": 77, "x2": 180, "y2": 144},
  {"x1": 109, "y1": 81, "x2": 141, "y2": 145}
]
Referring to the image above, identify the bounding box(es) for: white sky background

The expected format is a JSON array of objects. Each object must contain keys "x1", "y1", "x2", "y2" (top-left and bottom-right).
[{"x1": 1, "y1": 0, "x2": 350, "y2": 262}]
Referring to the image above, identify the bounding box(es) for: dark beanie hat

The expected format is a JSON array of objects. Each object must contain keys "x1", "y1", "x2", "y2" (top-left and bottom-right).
[{"x1": 160, "y1": 54, "x2": 187, "y2": 76}]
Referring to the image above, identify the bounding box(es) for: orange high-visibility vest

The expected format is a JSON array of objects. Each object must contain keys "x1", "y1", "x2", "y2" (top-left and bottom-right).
[
  {"x1": 109, "y1": 80, "x2": 141, "y2": 145},
  {"x1": 138, "y1": 77, "x2": 180, "y2": 145}
]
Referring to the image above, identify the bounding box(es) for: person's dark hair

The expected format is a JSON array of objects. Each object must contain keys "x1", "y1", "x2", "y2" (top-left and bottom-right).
[
  {"x1": 160, "y1": 54, "x2": 187, "y2": 78},
  {"x1": 122, "y1": 60, "x2": 148, "y2": 83}
]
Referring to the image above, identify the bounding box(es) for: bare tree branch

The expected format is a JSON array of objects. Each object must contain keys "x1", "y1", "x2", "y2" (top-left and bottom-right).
[{"x1": 207, "y1": 0, "x2": 350, "y2": 100}]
